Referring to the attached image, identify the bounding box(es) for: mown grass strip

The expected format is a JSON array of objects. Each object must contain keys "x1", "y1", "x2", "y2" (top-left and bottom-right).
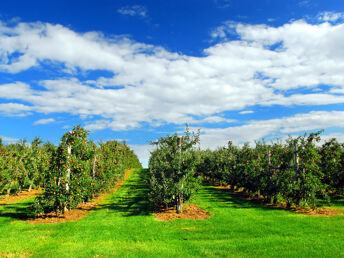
[{"x1": 0, "y1": 169, "x2": 343, "y2": 257}]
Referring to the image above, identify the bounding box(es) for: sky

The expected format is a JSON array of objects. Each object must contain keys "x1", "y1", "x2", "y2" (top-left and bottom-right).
[{"x1": 1, "y1": 0, "x2": 344, "y2": 167}]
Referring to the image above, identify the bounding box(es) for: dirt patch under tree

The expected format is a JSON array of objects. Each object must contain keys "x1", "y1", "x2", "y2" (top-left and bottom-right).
[
  {"x1": 0, "y1": 189, "x2": 42, "y2": 205},
  {"x1": 154, "y1": 203, "x2": 211, "y2": 221}
]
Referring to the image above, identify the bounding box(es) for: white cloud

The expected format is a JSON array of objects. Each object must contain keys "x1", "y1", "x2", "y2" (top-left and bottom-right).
[
  {"x1": 210, "y1": 19, "x2": 344, "y2": 90},
  {"x1": 239, "y1": 110, "x2": 254, "y2": 114},
  {"x1": 318, "y1": 12, "x2": 344, "y2": 22},
  {"x1": 198, "y1": 110, "x2": 344, "y2": 149},
  {"x1": 0, "y1": 102, "x2": 32, "y2": 116},
  {"x1": 34, "y1": 118, "x2": 55, "y2": 125},
  {"x1": 262, "y1": 93, "x2": 344, "y2": 106},
  {"x1": 0, "y1": 18, "x2": 344, "y2": 131},
  {"x1": 0, "y1": 135, "x2": 19, "y2": 144},
  {"x1": 117, "y1": 5, "x2": 147, "y2": 17},
  {"x1": 85, "y1": 120, "x2": 111, "y2": 131},
  {"x1": 320, "y1": 132, "x2": 344, "y2": 144},
  {"x1": 128, "y1": 144, "x2": 156, "y2": 168},
  {"x1": 298, "y1": 0, "x2": 311, "y2": 7},
  {"x1": 189, "y1": 116, "x2": 236, "y2": 124},
  {"x1": 210, "y1": 21, "x2": 233, "y2": 39}
]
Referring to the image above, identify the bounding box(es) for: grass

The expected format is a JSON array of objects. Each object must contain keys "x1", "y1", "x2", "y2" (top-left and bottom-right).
[{"x1": 0, "y1": 168, "x2": 343, "y2": 257}]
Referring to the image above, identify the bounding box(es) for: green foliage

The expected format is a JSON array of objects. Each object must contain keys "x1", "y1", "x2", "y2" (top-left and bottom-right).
[
  {"x1": 0, "y1": 138, "x2": 51, "y2": 196},
  {"x1": 197, "y1": 131, "x2": 333, "y2": 210},
  {"x1": 0, "y1": 126, "x2": 141, "y2": 214},
  {"x1": 319, "y1": 138, "x2": 344, "y2": 193},
  {"x1": 35, "y1": 126, "x2": 93, "y2": 214},
  {"x1": 148, "y1": 127, "x2": 201, "y2": 212},
  {"x1": 35, "y1": 125, "x2": 142, "y2": 215},
  {"x1": 94, "y1": 140, "x2": 141, "y2": 193},
  {"x1": 284, "y1": 132, "x2": 327, "y2": 208}
]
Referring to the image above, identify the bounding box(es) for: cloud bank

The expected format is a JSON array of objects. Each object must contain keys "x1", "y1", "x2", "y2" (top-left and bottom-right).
[
  {"x1": 0, "y1": 18, "x2": 344, "y2": 129},
  {"x1": 0, "y1": 16, "x2": 344, "y2": 163}
]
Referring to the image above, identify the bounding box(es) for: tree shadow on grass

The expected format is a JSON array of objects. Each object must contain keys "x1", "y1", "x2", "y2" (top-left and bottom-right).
[
  {"x1": 0, "y1": 201, "x2": 36, "y2": 221},
  {"x1": 199, "y1": 186, "x2": 286, "y2": 212},
  {"x1": 94, "y1": 170, "x2": 153, "y2": 217},
  {"x1": 330, "y1": 196, "x2": 344, "y2": 206},
  {"x1": 318, "y1": 194, "x2": 344, "y2": 207},
  {"x1": 200, "y1": 186, "x2": 344, "y2": 216},
  {"x1": 0, "y1": 170, "x2": 153, "y2": 222}
]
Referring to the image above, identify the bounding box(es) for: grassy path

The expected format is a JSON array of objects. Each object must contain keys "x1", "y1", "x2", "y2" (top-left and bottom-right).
[{"x1": 0, "y1": 169, "x2": 343, "y2": 257}]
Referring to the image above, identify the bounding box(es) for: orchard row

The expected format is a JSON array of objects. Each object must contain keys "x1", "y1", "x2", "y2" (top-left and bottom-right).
[
  {"x1": 0, "y1": 125, "x2": 141, "y2": 215},
  {"x1": 148, "y1": 129, "x2": 344, "y2": 212}
]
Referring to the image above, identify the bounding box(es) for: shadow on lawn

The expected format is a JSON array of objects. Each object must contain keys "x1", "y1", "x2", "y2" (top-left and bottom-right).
[
  {"x1": 200, "y1": 186, "x2": 344, "y2": 215},
  {"x1": 199, "y1": 186, "x2": 284, "y2": 212},
  {"x1": 95, "y1": 170, "x2": 153, "y2": 217},
  {"x1": 0, "y1": 202, "x2": 35, "y2": 220},
  {"x1": 330, "y1": 196, "x2": 344, "y2": 206},
  {"x1": 0, "y1": 170, "x2": 153, "y2": 221},
  {"x1": 318, "y1": 194, "x2": 344, "y2": 207}
]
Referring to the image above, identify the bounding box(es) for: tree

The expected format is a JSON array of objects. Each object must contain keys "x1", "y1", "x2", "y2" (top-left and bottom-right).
[
  {"x1": 148, "y1": 126, "x2": 201, "y2": 213},
  {"x1": 35, "y1": 125, "x2": 93, "y2": 215}
]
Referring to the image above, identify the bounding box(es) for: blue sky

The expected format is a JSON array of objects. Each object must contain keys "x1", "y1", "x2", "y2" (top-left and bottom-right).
[{"x1": 1, "y1": 0, "x2": 344, "y2": 167}]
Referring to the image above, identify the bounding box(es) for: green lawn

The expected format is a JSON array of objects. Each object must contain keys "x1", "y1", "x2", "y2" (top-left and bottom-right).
[{"x1": 0, "y1": 169, "x2": 343, "y2": 257}]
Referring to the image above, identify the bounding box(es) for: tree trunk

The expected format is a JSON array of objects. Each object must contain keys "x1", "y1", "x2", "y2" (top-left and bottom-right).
[
  {"x1": 286, "y1": 198, "x2": 291, "y2": 209},
  {"x1": 267, "y1": 195, "x2": 272, "y2": 203},
  {"x1": 92, "y1": 155, "x2": 97, "y2": 198},
  {"x1": 176, "y1": 176, "x2": 184, "y2": 214},
  {"x1": 92, "y1": 155, "x2": 97, "y2": 180},
  {"x1": 64, "y1": 145, "x2": 72, "y2": 213},
  {"x1": 176, "y1": 137, "x2": 183, "y2": 214},
  {"x1": 176, "y1": 194, "x2": 183, "y2": 214},
  {"x1": 273, "y1": 196, "x2": 277, "y2": 204},
  {"x1": 294, "y1": 144, "x2": 299, "y2": 176},
  {"x1": 6, "y1": 182, "x2": 12, "y2": 198},
  {"x1": 66, "y1": 146, "x2": 71, "y2": 192}
]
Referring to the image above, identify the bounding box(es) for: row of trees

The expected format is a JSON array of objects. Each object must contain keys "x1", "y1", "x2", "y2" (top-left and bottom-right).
[
  {"x1": 0, "y1": 125, "x2": 141, "y2": 215},
  {"x1": 148, "y1": 129, "x2": 344, "y2": 212},
  {"x1": 0, "y1": 137, "x2": 55, "y2": 196},
  {"x1": 197, "y1": 132, "x2": 343, "y2": 209}
]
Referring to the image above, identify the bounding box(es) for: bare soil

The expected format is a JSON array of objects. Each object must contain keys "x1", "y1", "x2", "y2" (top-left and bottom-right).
[
  {"x1": 0, "y1": 252, "x2": 31, "y2": 258},
  {"x1": 0, "y1": 189, "x2": 42, "y2": 205},
  {"x1": 293, "y1": 207, "x2": 343, "y2": 216},
  {"x1": 154, "y1": 203, "x2": 211, "y2": 221}
]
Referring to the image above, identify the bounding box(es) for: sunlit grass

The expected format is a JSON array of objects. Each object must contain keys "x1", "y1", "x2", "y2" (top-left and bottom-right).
[{"x1": 0, "y1": 169, "x2": 343, "y2": 257}]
